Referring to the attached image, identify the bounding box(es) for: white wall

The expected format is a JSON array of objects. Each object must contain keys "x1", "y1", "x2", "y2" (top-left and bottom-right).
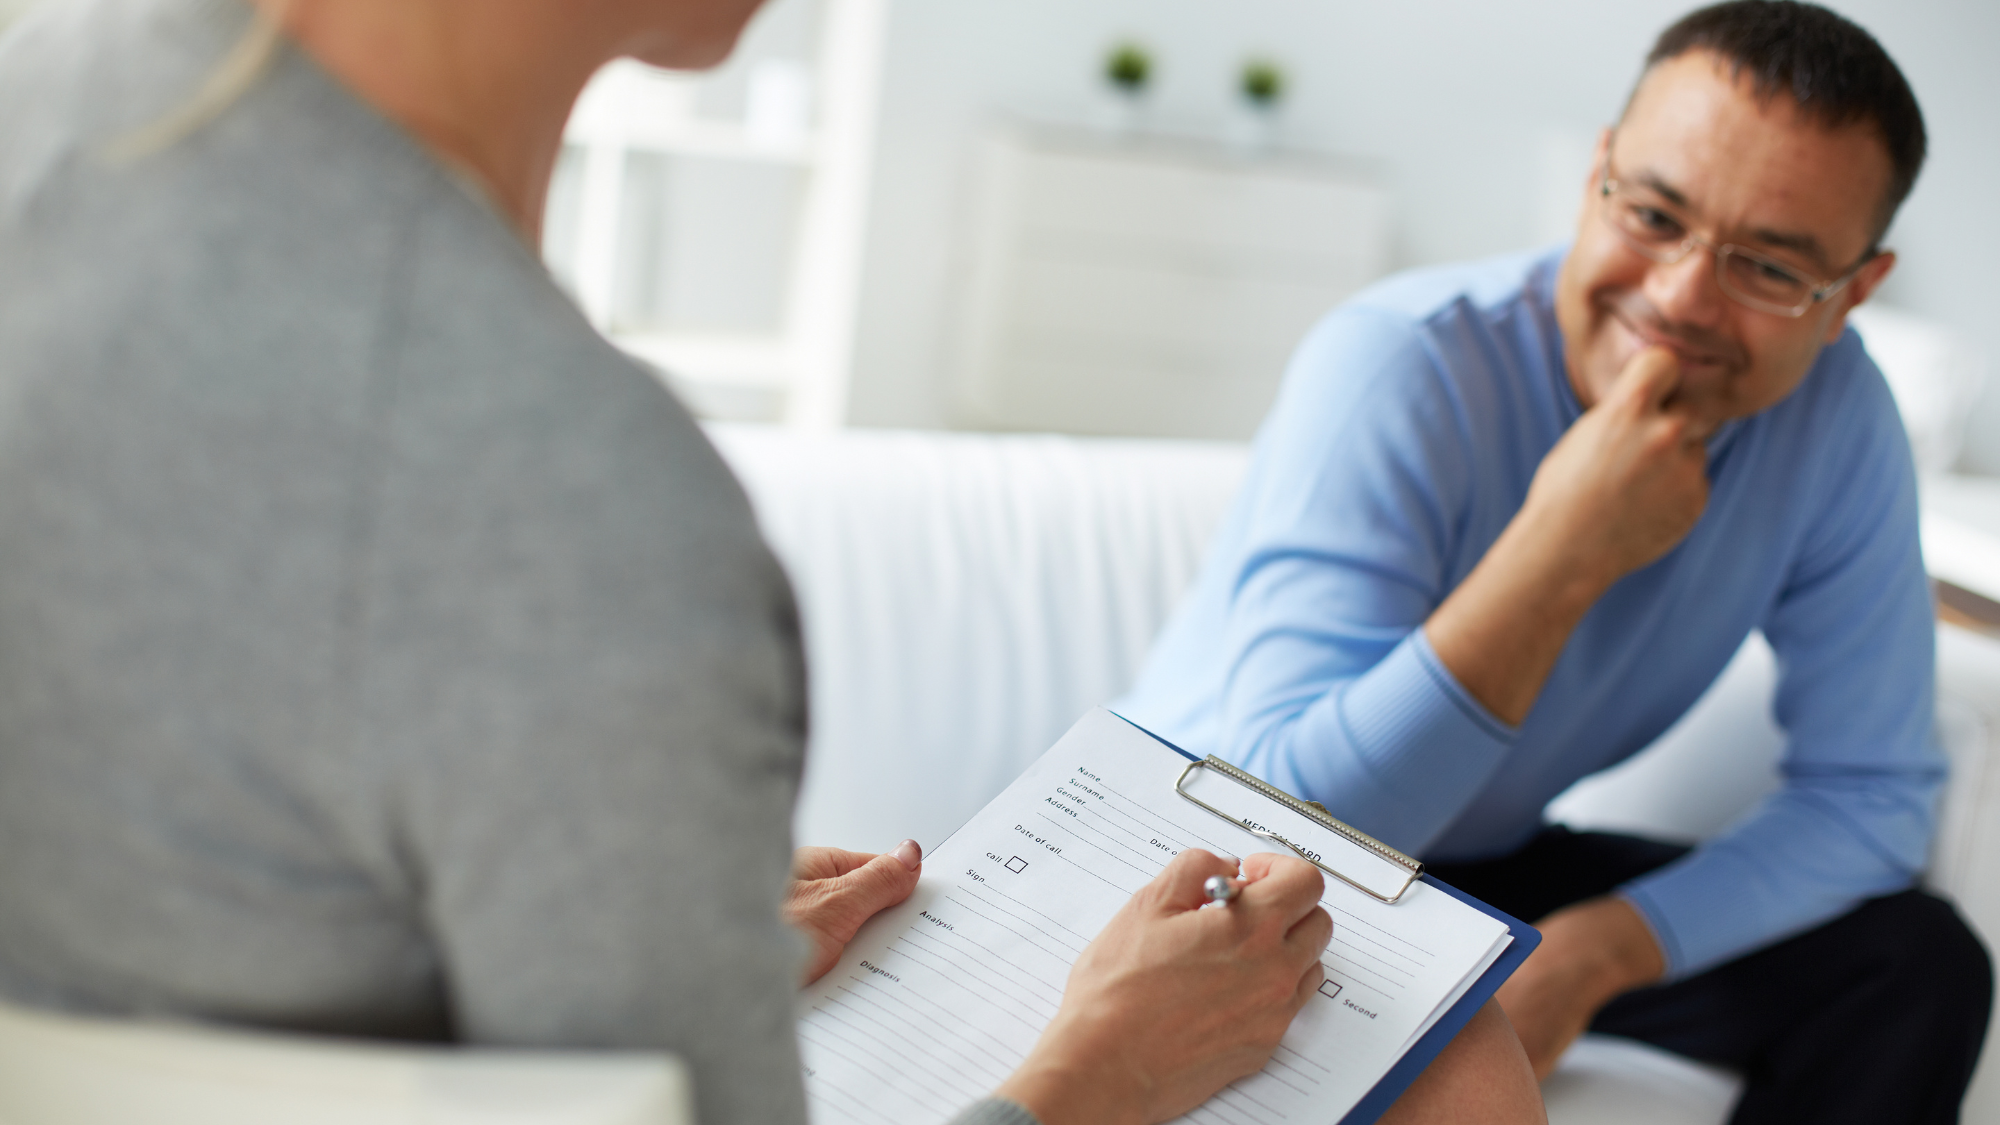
[{"x1": 845, "y1": 0, "x2": 2000, "y2": 472}]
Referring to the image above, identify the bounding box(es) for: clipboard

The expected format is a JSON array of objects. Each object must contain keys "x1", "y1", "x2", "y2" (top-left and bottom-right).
[{"x1": 1113, "y1": 712, "x2": 1542, "y2": 1125}]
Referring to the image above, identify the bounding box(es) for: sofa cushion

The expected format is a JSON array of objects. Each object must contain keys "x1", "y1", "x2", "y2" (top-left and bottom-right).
[
  {"x1": 709, "y1": 424, "x2": 1250, "y2": 852},
  {"x1": 1543, "y1": 1035, "x2": 1738, "y2": 1125}
]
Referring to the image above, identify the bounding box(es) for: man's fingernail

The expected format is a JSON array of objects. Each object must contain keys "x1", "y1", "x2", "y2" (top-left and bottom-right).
[
  {"x1": 1216, "y1": 853, "x2": 1240, "y2": 871},
  {"x1": 892, "y1": 839, "x2": 922, "y2": 871}
]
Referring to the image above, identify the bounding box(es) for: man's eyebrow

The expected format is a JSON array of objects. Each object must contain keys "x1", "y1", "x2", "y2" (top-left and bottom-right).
[
  {"x1": 1634, "y1": 169, "x2": 1832, "y2": 270},
  {"x1": 1635, "y1": 169, "x2": 1691, "y2": 210},
  {"x1": 1746, "y1": 227, "x2": 1830, "y2": 268}
]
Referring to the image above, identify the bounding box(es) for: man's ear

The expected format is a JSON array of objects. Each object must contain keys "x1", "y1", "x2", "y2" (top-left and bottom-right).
[
  {"x1": 1821, "y1": 250, "x2": 1897, "y2": 344},
  {"x1": 1586, "y1": 129, "x2": 1611, "y2": 192},
  {"x1": 1572, "y1": 128, "x2": 1612, "y2": 240}
]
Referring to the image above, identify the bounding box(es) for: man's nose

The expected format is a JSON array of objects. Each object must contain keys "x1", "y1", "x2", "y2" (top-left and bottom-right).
[{"x1": 1645, "y1": 244, "x2": 1727, "y2": 329}]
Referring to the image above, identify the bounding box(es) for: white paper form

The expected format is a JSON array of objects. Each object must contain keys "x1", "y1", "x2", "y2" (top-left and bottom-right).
[{"x1": 798, "y1": 709, "x2": 1511, "y2": 1125}]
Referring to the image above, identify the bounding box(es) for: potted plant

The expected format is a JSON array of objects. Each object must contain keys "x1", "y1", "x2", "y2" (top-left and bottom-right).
[
  {"x1": 1101, "y1": 41, "x2": 1152, "y2": 137},
  {"x1": 1233, "y1": 57, "x2": 1286, "y2": 155}
]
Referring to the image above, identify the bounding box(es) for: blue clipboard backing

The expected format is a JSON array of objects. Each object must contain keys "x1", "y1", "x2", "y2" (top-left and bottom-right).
[{"x1": 1110, "y1": 711, "x2": 1543, "y2": 1125}]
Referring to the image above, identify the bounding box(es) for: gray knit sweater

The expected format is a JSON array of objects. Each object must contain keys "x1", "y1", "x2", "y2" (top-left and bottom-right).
[{"x1": 0, "y1": 2, "x2": 1027, "y2": 1123}]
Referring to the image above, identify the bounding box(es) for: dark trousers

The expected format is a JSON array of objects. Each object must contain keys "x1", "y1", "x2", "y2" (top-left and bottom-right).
[{"x1": 1427, "y1": 827, "x2": 1994, "y2": 1125}]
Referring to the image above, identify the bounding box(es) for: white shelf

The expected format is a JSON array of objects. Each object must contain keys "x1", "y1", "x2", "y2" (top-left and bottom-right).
[
  {"x1": 545, "y1": 0, "x2": 886, "y2": 430},
  {"x1": 562, "y1": 117, "x2": 817, "y2": 166},
  {"x1": 612, "y1": 333, "x2": 794, "y2": 390}
]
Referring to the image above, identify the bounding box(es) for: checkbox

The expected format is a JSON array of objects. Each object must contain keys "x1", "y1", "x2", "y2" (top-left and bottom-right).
[
  {"x1": 1006, "y1": 856, "x2": 1028, "y2": 873},
  {"x1": 1318, "y1": 980, "x2": 1343, "y2": 1000}
]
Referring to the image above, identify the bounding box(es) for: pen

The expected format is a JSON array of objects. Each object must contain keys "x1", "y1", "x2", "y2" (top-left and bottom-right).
[{"x1": 1203, "y1": 874, "x2": 1239, "y2": 906}]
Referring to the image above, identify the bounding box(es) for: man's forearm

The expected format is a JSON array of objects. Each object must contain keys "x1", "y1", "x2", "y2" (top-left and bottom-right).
[
  {"x1": 1424, "y1": 505, "x2": 1616, "y2": 727},
  {"x1": 1426, "y1": 346, "x2": 1709, "y2": 726}
]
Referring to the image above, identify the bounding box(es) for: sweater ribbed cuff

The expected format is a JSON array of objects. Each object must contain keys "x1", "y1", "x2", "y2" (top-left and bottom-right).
[{"x1": 1300, "y1": 630, "x2": 1516, "y2": 847}]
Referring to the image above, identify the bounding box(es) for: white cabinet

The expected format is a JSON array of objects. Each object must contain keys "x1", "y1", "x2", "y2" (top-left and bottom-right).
[{"x1": 952, "y1": 129, "x2": 1393, "y2": 440}]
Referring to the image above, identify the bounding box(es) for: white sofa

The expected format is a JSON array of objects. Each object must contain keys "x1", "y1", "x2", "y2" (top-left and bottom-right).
[{"x1": 711, "y1": 423, "x2": 2000, "y2": 1125}]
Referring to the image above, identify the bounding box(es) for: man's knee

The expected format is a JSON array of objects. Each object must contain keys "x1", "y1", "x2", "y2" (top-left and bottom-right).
[{"x1": 1845, "y1": 891, "x2": 1992, "y2": 1022}]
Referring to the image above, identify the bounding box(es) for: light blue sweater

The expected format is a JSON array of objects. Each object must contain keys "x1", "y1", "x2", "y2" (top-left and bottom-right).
[{"x1": 1118, "y1": 246, "x2": 1942, "y2": 979}]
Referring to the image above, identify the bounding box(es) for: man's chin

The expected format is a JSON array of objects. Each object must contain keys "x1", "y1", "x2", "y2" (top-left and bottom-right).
[
  {"x1": 1669, "y1": 357, "x2": 1737, "y2": 396},
  {"x1": 1670, "y1": 386, "x2": 1742, "y2": 427},
  {"x1": 1644, "y1": 362, "x2": 1745, "y2": 423}
]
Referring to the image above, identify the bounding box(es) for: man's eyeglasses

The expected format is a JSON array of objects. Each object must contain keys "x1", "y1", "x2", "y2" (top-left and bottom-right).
[{"x1": 1596, "y1": 160, "x2": 1873, "y2": 318}]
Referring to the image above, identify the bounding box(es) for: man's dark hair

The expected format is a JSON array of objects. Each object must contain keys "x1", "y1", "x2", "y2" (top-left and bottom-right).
[{"x1": 1639, "y1": 0, "x2": 1926, "y2": 244}]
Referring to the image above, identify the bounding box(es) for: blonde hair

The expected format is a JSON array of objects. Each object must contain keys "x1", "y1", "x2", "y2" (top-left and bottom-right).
[{"x1": 101, "y1": 0, "x2": 292, "y2": 164}]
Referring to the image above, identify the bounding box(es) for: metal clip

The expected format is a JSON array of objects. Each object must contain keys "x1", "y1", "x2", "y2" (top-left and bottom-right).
[{"x1": 1174, "y1": 756, "x2": 1423, "y2": 905}]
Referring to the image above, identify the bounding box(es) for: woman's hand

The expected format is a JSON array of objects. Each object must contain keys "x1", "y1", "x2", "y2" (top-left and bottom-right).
[
  {"x1": 994, "y1": 849, "x2": 1333, "y2": 1125},
  {"x1": 784, "y1": 841, "x2": 923, "y2": 986}
]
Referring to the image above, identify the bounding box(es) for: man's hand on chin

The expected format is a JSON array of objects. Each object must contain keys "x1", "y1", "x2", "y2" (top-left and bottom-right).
[
  {"x1": 1425, "y1": 345, "x2": 1715, "y2": 727},
  {"x1": 1495, "y1": 895, "x2": 1667, "y2": 1080}
]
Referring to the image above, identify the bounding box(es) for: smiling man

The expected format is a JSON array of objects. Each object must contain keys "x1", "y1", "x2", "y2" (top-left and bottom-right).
[{"x1": 1118, "y1": 2, "x2": 1991, "y2": 1121}]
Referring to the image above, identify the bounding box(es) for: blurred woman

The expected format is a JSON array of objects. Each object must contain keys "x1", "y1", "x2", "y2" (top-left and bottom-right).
[{"x1": 0, "y1": 2, "x2": 1541, "y2": 1123}]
